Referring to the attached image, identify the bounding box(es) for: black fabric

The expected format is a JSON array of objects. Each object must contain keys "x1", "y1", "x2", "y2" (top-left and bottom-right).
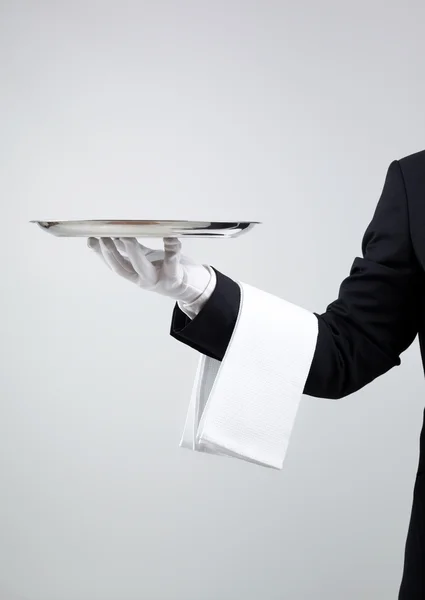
[
  {"x1": 170, "y1": 268, "x2": 240, "y2": 361},
  {"x1": 305, "y1": 159, "x2": 424, "y2": 399},
  {"x1": 399, "y1": 469, "x2": 425, "y2": 598},
  {"x1": 169, "y1": 149, "x2": 425, "y2": 597}
]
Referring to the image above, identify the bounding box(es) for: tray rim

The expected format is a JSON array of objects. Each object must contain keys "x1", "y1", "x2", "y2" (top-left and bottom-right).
[
  {"x1": 30, "y1": 219, "x2": 261, "y2": 238},
  {"x1": 30, "y1": 219, "x2": 262, "y2": 225}
]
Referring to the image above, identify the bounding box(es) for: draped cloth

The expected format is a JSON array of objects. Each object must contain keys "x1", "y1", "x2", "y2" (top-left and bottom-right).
[{"x1": 179, "y1": 280, "x2": 319, "y2": 469}]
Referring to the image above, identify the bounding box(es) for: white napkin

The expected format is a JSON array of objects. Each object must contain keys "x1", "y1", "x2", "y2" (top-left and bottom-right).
[{"x1": 180, "y1": 280, "x2": 319, "y2": 469}]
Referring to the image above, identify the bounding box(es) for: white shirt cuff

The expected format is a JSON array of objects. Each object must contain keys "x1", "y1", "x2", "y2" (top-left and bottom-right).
[{"x1": 177, "y1": 266, "x2": 217, "y2": 320}]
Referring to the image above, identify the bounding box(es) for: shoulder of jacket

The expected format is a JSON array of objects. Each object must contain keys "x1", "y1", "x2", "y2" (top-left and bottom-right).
[{"x1": 397, "y1": 148, "x2": 425, "y2": 169}]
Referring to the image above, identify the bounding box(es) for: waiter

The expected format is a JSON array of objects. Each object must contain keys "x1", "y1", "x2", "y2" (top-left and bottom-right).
[{"x1": 88, "y1": 148, "x2": 425, "y2": 598}]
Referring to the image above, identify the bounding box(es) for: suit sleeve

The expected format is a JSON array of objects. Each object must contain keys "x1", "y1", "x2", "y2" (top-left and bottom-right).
[{"x1": 170, "y1": 160, "x2": 424, "y2": 399}]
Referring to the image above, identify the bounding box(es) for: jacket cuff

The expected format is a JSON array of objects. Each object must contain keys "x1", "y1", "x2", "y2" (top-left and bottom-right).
[{"x1": 170, "y1": 267, "x2": 241, "y2": 361}]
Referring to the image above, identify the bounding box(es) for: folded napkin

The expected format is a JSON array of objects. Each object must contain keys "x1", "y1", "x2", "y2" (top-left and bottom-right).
[{"x1": 180, "y1": 280, "x2": 319, "y2": 469}]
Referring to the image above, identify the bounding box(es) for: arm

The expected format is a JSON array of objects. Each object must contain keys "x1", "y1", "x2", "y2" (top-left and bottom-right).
[{"x1": 170, "y1": 160, "x2": 424, "y2": 399}]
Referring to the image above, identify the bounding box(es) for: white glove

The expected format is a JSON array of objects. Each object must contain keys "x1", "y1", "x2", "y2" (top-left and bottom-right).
[{"x1": 87, "y1": 236, "x2": 216, "y2": 318}]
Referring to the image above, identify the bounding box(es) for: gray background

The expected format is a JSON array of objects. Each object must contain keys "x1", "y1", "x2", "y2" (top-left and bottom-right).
[{"x1": 1, "y1": 1, "x2": 425, "y2": 598}]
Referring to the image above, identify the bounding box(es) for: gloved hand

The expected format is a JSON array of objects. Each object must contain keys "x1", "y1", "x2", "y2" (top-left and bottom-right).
[{"x1": 87, "y1": 236, "x2": 216, "y2": 317}]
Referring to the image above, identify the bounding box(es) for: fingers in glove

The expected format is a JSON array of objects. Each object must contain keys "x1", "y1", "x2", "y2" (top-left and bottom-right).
[
  {"x1": 114, "y1": 238, "x2": 147, "y2": 254},
  {"x1": 98, "y1": 238, "x2": 138, "y2": 281},
  {"x1": 114, "y1": 238, "x2": 164, "y2": 264},
  {"x1": 162, "y1": 237, "x2": 182, "y2": 279},
  {"x1": 88, "y1": 236, "x2": 102, "y2": 253},
  {"x1": 119, "y1": 237, "x2": 157, "y2": 281},
  {"x1": 88, "y1": 237, "x2": 109, "y2": 266}
]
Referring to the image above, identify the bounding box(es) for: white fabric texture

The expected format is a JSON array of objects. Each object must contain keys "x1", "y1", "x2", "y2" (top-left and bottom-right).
[{"x1": 180, "y1": 280, "x2": 319, "y2": 469}]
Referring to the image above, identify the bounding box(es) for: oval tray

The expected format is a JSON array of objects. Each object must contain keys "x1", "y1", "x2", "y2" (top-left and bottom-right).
[{"x1": 31, "y1": 219, "x2": 260, "y2": 239}]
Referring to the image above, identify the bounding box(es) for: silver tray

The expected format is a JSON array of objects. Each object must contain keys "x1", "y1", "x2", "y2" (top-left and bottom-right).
[{"x1": 31, "y1": 220, "x2": 260, "y2": 239}]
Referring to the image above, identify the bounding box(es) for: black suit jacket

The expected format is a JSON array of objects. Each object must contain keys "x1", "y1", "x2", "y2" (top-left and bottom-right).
[{"x1": 169, "y1": 149, "x2": 425, "y2": 599}]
